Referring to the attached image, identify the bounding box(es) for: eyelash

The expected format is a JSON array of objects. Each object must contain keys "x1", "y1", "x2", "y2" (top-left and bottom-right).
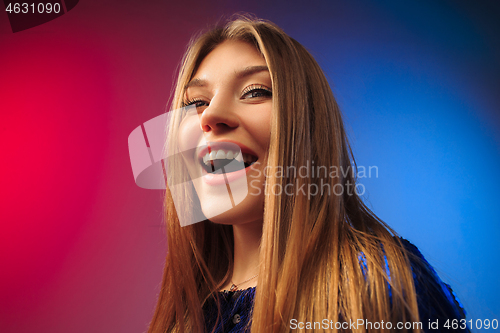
[
  {"x1": 183, "y1": 98, "x2": 207, "y2": 108},
  {"x1": 183, "y1": 84, "x2": 272, "y2": 107},
  {"x1": 241, "y1": 84, "x2": 272, "y2": 99}
]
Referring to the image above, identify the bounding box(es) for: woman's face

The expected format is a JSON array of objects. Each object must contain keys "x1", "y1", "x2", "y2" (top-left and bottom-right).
[{"x1": 178, "y1": 40, "x2": 271, "y2": 226}]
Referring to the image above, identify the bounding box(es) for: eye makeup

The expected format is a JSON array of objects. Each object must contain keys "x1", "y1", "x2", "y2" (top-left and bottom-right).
[{"x1": 183, "y1": 83, "x2": 272, "y2": 108}]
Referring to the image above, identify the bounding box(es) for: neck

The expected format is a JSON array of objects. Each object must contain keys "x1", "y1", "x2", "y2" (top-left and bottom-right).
[{"x1": 227, "y1": 220, "x2": 262, "y2": 289}]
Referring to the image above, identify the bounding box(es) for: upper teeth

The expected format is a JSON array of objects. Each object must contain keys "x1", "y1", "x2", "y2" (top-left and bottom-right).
[{"x1": 201, "y1": 149, "x2": 257, "y2": 166}]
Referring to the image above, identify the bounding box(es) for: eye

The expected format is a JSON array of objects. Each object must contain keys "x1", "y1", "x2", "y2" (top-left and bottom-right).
[
  {"x1": 183, "y1": 98, "x2": 209, "y2": 108},
  {"x1": 241, "y1": 84, "x2": 272, "y2": 100}
]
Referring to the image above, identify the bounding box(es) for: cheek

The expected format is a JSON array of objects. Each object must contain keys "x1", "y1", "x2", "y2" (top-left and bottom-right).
[
  {"x1": 248, "y1": 106, "x2": 272, "y2": 149},
  {"x1": 177, "y1": 114, "x2": 202, "y2": 157}
]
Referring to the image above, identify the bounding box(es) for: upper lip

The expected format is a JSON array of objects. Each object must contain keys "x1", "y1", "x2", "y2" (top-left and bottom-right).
[{"x1": 196, "y1": 140, "x2": 258, "y2": 162}]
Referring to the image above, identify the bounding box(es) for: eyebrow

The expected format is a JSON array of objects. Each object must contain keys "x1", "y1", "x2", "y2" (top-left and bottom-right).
[
  {"x1": 235, "y1": 65, "x2": 269, "y2": 79},
  {"x1": 185, "y1": 78, "x2": 206, "y2": 89},
  {"x1": 185, "y1": 65, "x2": 269, "y2": 89}
]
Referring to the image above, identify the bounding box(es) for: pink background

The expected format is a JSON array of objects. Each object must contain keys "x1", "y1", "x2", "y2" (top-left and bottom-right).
[{"x1": 0, "y1": 2, "x2": 229, "y2": 332}]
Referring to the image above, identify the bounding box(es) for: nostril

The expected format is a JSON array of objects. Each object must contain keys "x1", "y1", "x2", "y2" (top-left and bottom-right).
[
  {"x1": 201, "y1": 121, "x2": 236, "y2": 133},
  {"x1": 199, "y1": 104, "x2": 240, "y2": 133},
  {"x1": 201, "y1": 123, "x2": 212, "y2": 132}
]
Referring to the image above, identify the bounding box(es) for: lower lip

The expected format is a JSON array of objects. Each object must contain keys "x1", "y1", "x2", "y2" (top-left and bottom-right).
[{"x1": 202, "y1": 163, "x2": 256, "y2": 186}]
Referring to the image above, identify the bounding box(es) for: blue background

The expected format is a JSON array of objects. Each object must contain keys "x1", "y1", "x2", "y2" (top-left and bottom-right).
[{"x1": 262, "y1": 0, "x2": 500, "y2": 326}]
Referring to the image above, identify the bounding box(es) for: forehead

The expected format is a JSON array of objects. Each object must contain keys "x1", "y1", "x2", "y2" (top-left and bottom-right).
[{"x1": 193, "y1": 40, "x2": 267, "y2": 80}]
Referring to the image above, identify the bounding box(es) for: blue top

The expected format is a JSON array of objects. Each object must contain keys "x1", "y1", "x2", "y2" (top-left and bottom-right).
[
  {"x1": 204, "y1": 287, "x2": 255, "y2": 333},
  {"x1": 203, "y1": 238, "x2": 469, "y2": 333}
]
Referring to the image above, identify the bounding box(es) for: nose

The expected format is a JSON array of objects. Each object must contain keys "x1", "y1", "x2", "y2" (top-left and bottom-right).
[{"x1": 199, "y1": 95, "x2": 239, "y2": 134}]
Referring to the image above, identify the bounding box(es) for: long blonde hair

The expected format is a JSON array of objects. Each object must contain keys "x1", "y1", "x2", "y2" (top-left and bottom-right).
[{"x1": 149, "y1": 15, "x2": 421, "y2": 333}]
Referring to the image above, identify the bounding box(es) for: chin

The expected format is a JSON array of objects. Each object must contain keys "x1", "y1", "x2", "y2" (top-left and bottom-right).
[
  {"x1": 202, "y1": 190, "x2": 265, "y2": 225},
  {"x1": 195, "y1": 177, "x2": 265, "y2": 224}
]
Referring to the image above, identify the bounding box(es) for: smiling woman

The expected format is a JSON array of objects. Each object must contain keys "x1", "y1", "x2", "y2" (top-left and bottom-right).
[
  {"x1": 149, "y1": 15, "x2": 470, "y2": 333},
  {"x1": 180, "y1": 40, "x2": 271, "y2": 230}
]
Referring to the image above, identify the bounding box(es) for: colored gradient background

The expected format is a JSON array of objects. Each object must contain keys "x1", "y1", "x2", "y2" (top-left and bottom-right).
[{"x1": 0, "y1": 1, "x2": 498, "y2": 332}]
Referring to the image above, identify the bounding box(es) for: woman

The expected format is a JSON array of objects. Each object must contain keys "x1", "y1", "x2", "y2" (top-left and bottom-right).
[{"x1": 149, "y1": 15, "x2": 468, "y2": 332}]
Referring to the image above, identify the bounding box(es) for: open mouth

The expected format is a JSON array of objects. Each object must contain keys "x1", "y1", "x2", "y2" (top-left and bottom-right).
[{"x1": 199, "y1": 148, "x2": 258, "y2": 174}]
